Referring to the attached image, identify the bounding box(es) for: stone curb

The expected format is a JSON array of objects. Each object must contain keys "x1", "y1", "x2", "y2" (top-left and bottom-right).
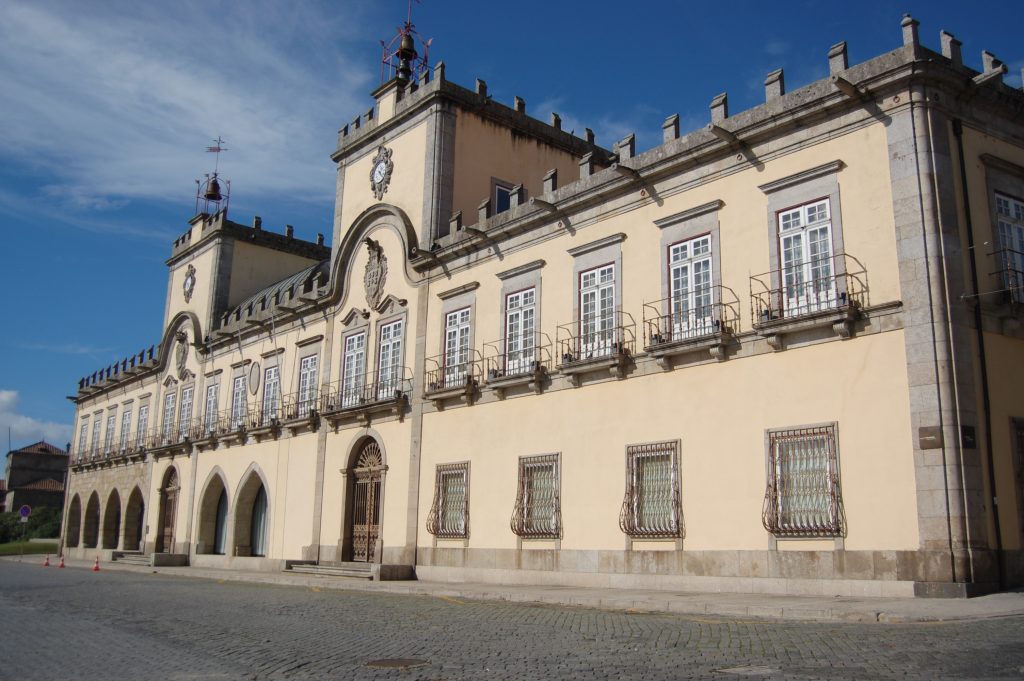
[{"x1": 7, "y1": 555, "x2": 1024, "y2": 624}]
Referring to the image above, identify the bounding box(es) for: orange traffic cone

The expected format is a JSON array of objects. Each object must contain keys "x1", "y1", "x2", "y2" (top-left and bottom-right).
[
  {"x1": 92, "y1": 556, "x2": 100, "y2": 572},
  {"x1": 58, "y1": 555, "x2": 65, "y2": 568},
  {"x1": 43, "y1": 555, "x2": 50, "y2": 567}
]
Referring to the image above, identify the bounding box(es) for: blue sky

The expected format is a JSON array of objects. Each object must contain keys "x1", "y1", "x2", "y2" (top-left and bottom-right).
[{"x1": 1, "y1": 0, "x2": 1021, "y2": 450}]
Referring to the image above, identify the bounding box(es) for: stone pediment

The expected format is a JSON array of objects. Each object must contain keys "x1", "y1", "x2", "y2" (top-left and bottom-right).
[
  {"x1": 341, "y1": 307, "x2": 371, "y2": 328},
  {"x1": 374, "y1": 294, "x2": 408, "y2": 316}
]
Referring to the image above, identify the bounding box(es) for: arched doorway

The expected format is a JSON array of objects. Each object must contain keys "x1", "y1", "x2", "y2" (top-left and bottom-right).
[
  {"x1": 156, "y1": 468, "x2": 179, "y2": 553},
  {"x1": 233, "y1": 468, "x2": 269, "y2": 558},
  {"x1": 83, "y1": 492, "x2": 100, "y2": 548},
  {"x1": 102, "y1": 489, "x2": 121, "y2": 549},
  {"x1": 65, "y1": 495, "x2": 82, "y2": 548},
  {"x1": 123, "y1": 487, "x2": 145, "y2": 552},
  {"x1": 345, "y1": 439, "x2": 385, "y2": 562},
  {"x1": 197, "y1": 473, "x2": 229, "y2": 555}
]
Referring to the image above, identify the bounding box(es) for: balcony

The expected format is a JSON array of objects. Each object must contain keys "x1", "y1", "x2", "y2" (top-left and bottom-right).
[
  {"x1": 556, "y1": 311, "x2": 635, "y2": 386},
  {"x1": 425, "y1": 350, "x2": 482, "y2": 409},
  {"x1": 482, "y1": 334, "x2": 552, "y2": 398},
  {"x1": 276, "y1": 389, "x2": 320, "y2": 434},
  {"x1": 320, "y1": 367, "x2": 412, "y2": 426},
  {"x1": 642, "y1": 286, "x2": 740, "y2": 369},
  {"x1": 750, "y1": 253, "x2": 866, "y2": 350}
]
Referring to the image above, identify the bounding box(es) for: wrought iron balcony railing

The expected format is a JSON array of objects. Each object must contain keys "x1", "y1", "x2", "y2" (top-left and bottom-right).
[
  {"x1": 750, "y1": 253, "x2": 867, "y2": 325},
  {"x1": 642, "y1": 285, "x2": 740, "y2": 349},
  {"x1": 556, "y1": 310, "x2": 635, "y2": 367},
  {"x1": 991, "y1": 247, "x2": 1024, "y2": 305},
  {"x1": 425, "y1": 349, "x2": 483, "y2": 394},
  {"x1": 320, "y1": 366, "x2": 413, "y2": 413},
  {"x1": 482, "y1": 333, "x2": 552, "y2": 381}
]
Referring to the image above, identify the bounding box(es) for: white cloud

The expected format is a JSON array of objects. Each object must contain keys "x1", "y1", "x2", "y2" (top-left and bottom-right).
[
  {"x1": 0, "y1": 1, "x2": 373, "y2": 220},
  {"x1": 0, "y1": 390, "x2": 72, "y2": 449}
]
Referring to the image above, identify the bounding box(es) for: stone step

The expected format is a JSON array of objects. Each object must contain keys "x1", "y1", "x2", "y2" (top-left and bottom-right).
[
  {"x1": 113, "y1": 554, "x2": 151, "y2": 566},
  {"x1": 288, "y1": 563, "x2": 373, "y2": 580}
]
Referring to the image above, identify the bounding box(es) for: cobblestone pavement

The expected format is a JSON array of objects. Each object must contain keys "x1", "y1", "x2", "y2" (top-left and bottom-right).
[{"x1": 3, "y1": 562, "x2": 1024, "y2": 681}]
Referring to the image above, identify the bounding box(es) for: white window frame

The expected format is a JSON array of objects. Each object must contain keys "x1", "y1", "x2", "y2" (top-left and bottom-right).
[
  {"x1": 90, "y1": 415, "x2": 102, "y2": 458},
  {"x1": 136, "y1": 404, "x2": 149, "y2": 447},
  {"x1": 579, "y1": 264, "x2": 616, "y2": 357},
  {"x1": 297, "y1": 354, "x2": 318, "y2": 417},
  {"x1": 504, "y1": 288, "x2": 536, "y2": 375},
  {"x1": 204, "y1": 384, "x2": 219, "y2": 435},
  {"x1": 161, "y1": 392, "x2": 176, "y2": 444},
  {"x1": 377, "y1": 319, "x2": 404, "y2": 400},
  {"x1": 262, "y1": 365, "x2": 280, "y2": 423},
  {"x1": 103, "y1": 412, "x2": 116, "y2": 455},
  {"x1": 230, "y1": 375, "x2": 247, "y2": 429},
  {"x1": 669, "y1": 235, "x2": 714, "y2": 339},
  {"x1": 426, "y1": 462, "x2": 470, "y2": 539},
  {"x1": 619, "y1": 441, "x2": 681, "y2": 539},
  {"x1": 178, "y1": 386, "x2": 194, "y2": 440},
  {"x1": 511, "y1": 453, "x2": 561, "y2": 539},
  {"x1": 119, "y1": 409, "x2": 132, "y2": 452},
  {"x1": 443, "y1": 307, "x2": 472, "y2": 388},
  {"x1": 342, "y1": 332, "x2": 367, "y2": 407},
  {"x1": 762, "y1": 423, "x2": 843, "y2": 537},
  {"x1": 77, "y1": 419, "x2": 89, "y2": 460},
  {"x1": 995, "y1": 192, "x2": 1024, "y2": 303},
  {"x1": 777, "y1": 198, "x2": 837, "y2": 316}
]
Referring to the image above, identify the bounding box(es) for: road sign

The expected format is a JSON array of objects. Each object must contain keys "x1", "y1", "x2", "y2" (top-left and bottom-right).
[
  {"x1": 19, "y1": 516, "x2": 27, "y2": 524},
  {"x1": 18, "y1": 505, "x2": 31, "y2": 519}
]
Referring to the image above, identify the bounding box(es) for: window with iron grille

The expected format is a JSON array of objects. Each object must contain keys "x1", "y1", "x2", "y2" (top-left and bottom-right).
[
  {"x1": 178, "y1": 386, "x2": 194, "y2": 439},
  {"x1": 762, "y1": 424, "x2": 843, "y2": 537},
  {"x1": 426, "y1": 462, "x2": 469, "y2": 538},
  {"x1": 619, "y1": 440, "x2": 681, "y2": 539},
  {"x1": 104, "y1": 412, "x2": 116, "y2": 454},
  {"x1": 119, "y1": 409, "x2": 132, "y2": 450},
  {"x1": 511, "y1": 453, "x2": 560, "y2": 538},
  {"x1": 136, "y1": 404, "x2": 149, "y2": 445}
]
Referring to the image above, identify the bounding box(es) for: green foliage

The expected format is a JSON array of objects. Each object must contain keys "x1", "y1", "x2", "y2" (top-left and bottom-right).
[
  {"x1": 0, "y1": 507, "x2": 63, "y2": 543},
  {"x1": 0, "y1": 540, "x2": 59, "y2": 555}
]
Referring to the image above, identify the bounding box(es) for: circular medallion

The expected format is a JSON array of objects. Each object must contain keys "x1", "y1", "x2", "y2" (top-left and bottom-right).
[
  {"x1": 248, "y1": 362, "x2": 261, "y2": 395},
  {"x1": 369, "y1": 146, "x2": 393, "y2": 200},
  {"x1": 183, "y1": 264, "x2": 197, "y2": 303}
]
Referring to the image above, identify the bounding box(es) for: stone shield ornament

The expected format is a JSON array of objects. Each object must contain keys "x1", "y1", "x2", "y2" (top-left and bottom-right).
[
  {"x1": 363, "y1": 238, "x2": 388, "y2": 310},
  {"x1": 175, "y1": 331, "x2": 189, "y2": 378}
]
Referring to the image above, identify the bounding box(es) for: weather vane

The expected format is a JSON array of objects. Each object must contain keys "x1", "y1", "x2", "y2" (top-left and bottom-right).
[
  {"x1": 206, "y1": 136, "x2": 228, "y2": 173},
  {"x1": 380, "y1": 0, "x2": 432, "y2": 84}
]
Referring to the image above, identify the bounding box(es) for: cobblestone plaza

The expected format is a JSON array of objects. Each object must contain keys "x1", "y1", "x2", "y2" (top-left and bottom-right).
[{"x1": 3, "y1": 561, "x2": 1024, "y2": 680}]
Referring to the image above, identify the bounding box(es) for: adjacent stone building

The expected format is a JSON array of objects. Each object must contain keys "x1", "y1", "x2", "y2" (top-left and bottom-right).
[
  {"x1": 63, "y1": 16, "x2": 1024, "y2": 596},
  {"x1": 4, "y1": 441, "x2": 68, "y2": 514}
]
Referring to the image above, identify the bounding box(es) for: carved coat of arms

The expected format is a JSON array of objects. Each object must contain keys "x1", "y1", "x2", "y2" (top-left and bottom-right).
[
  {"x1": 363, "y1": 238, "x2": 388, "y2": 310},
  {"x1": 175, "y1": 331, "x2": 189, "y2": 378}
]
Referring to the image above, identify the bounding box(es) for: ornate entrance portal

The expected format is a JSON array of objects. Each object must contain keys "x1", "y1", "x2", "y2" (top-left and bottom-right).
[
  {"x1": 348, "y1": 440, "x2": 384, "y2": 562},
  {"x1": 157, "y1": 468, "x2": 179, "y2": 553}
]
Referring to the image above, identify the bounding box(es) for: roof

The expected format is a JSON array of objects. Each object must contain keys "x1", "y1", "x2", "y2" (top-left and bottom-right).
[
  {"x1": 226, "y1": 258, "x2": 331, "y2": 322},
  {"x1": 7, "y1": 441, "x2": 67, "y2": 457},
  {"x1": 18, "y1": 478, "x2": 65, "y2": 492}
]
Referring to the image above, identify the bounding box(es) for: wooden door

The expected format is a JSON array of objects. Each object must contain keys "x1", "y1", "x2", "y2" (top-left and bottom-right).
[{"x1": 158, "y1": 470, "x2": 178, "y2": 553}]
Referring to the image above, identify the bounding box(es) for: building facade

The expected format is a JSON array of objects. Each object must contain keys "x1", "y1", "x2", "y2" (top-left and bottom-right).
[
  {"x1": 4, "y1": 441, "x2": 68, "y2": 515},
  {"x1": 63, "y1": 17, "x2": 1024, "y2": 596}
]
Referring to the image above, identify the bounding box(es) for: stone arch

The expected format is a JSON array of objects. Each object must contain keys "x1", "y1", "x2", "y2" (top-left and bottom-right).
[
  {"x1": 82, "y1": 491, "x2": 100, "y2": 549},
  {"x1": 156, "y1": 466, "x2": 181, "y2": 553},
  {"x1": 328, "y1": 203, "x2": 419, "y2": 306},
  {"x1": 123, "y1": 486, "x2": 145, "y2": 552},
  {"x1": 65, "y1": 494, "x2": 82, "y2": 548},
  {"x1": 342, "y1": 433, "x2": 388, "y2": 563},
  {"x1": 101, "y1": 489, "x2": 122, "y2": 549},
  {"x1": 197, "y1": 467, "x2": 230, "y2": 555},
  {"x1": 232, "y1": 463, "x2": 271, "y2": 558}
]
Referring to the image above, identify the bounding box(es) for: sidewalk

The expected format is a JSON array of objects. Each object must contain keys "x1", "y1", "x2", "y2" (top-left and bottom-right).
[{"x1": 8, "y1": 554, "x2": 1024, "y2": 624}]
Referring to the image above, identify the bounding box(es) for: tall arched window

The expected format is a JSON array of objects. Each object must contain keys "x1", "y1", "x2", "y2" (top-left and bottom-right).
[
  {"x1": 214, "y1": 489, "x2": 228, "y2": 555},
  {"x1": 250, "y1": 485, "x2": 268, "y2": 557}
]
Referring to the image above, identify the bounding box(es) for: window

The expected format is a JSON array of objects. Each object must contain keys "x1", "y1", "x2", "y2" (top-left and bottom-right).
[
  {"x1": 777, "y1": 199, "x2": 836, "y2": 315},
  {"x1": 504, "y1": 288, "x2": 536, "y2": 374},
  {"x1": 377, "y1": 319, "x2": 403, "y2": 399},
  {"x1": 230, "y1": 375, "x2": 246, "y2": 429},
  {"x1": 90, "y1": 416, "x2": 101, "y2": 457},
  {"x1": 161, "y1": 391, "x2": 176, "y2": 444},
  {"x1": 136, "y1": 405, "x2": 149, "y2": 446},
  {"x1": 262, "y1": 366, "x2": 280, "y2": 422},
  {"x1": 204, "y1": 384, "x2": 219, "y2": 434},
  {"x1": 119, "y1": 409, "x2": 132, "y2": 451},
  {"x1": 443, "y1": 308, "x2": 472, "y2": 387},
  {"x1": 297, "y1": 354, "x2": 318, "y2": 417},
  {"x1": 178, "y1": 386, "x2": 194, "y2": 439},
  {"x1": 762, "y1": 424, "x2": 843, "y2": 537},
  {"x1": 77, "y1": 419, "x2": 89, "y2": 460},
  {"x1": 580, "y1": 264, "x2": 616, "y2": 357},
  {"x1": 104, "y1": 412, "x2": 116, "y2": 454},
  {"x1": 342, "y1": 332, "x2": 367, "y2": 407},
  {"x1": 619, "y1": 441, "x2": 681, "y2": 538},
  {"x1": 995, "y1": 193, "x2": 1024, "y2": 303},
  {"x1": 669, "y1": 236, "x2": 714, "y2": 339},
  {"x1": 494, "y1": 183, "x2": 513, "y2": 214},
  {"x1": 511, "y1": 453, "x2": 560, "y2": 538},
  {"x1": 426, "y1": 462, "x2": 469, "y2": 538}
]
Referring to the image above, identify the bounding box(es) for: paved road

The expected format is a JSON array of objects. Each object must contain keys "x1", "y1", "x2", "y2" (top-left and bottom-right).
[{"x1": 2, "y1": 561, "x2": 1024, "y2": 681}]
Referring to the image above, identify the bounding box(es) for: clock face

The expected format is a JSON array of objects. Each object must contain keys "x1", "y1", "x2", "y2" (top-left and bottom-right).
[
  {"x1": 373, "y1": 161, "x2": 387, "y2": 183},
  {"x1": 369, "y1": 146, "x2": 393, "y2": 200}
]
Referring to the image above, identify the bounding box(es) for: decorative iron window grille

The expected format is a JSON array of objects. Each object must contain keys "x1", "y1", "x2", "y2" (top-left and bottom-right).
[
  {"x1": 762, "y1": 424, "x2": 844, "y2": 537},
  {"x1": 510, "y1": 453, "x2": 561, "y2": 538},
  {"x1": 426, "y1": 462, "x2": 470, "y2": 538},
  {"x1": 619, "y1": 441, "x2": 682, "y2": 539}
]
